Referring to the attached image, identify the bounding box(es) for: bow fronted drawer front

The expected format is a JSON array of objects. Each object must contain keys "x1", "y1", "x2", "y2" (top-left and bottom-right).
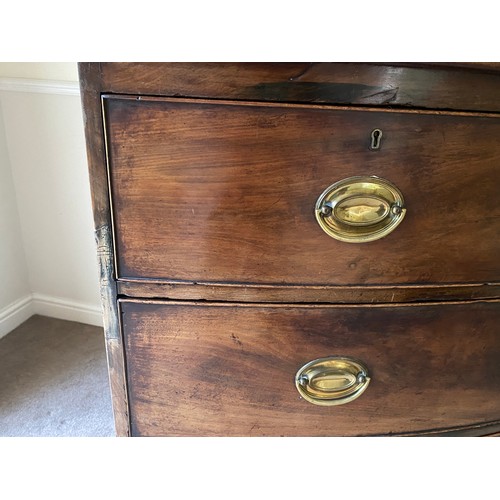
[
  {"x1": 121, "y1": 299, "x2": 500, "y2": 437},
  {"x1": 104, "y1": 96, "x2": 500, "y2": 289}
]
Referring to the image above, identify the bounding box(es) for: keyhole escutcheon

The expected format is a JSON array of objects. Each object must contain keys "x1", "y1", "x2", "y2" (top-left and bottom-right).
[{"x1": 370, "y1": 129, "x2": 383, "y2": 150}]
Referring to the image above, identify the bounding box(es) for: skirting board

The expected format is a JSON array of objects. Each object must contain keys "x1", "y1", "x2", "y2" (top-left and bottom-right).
[
  {"x1": 0, "y1": 295, "x2": 34, "y2": 340},
  {"x1": 0, "y1": 293, "x2": 103, "y2": 339},
  {"x1": 31, "y1": 293, "x2": 103, "y2": 328}
]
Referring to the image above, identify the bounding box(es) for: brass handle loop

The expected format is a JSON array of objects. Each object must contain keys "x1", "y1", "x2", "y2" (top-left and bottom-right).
[
  {"x1": 295, "y1": 356, "x2": 370, "y2": 406},
  {"x1": 315, "y1": 176, "x2": 406, "y2": 243}
]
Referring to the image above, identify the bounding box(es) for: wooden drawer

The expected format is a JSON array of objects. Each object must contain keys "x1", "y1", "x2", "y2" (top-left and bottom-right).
[
  {"x1": 120, "y1": 299, "x2": 500, "y2": 436},
  {"x1": 105, "y1": 96, "x2": 500, "y2": 287}
]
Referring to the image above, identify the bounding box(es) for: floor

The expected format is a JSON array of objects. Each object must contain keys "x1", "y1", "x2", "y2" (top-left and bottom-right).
[{"x1": 0, "y1": 315, "x2": 115, "y2": 437}]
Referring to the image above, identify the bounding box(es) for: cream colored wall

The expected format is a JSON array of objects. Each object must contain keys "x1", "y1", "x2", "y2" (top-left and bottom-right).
[
  {"x1": 0, "y1": 62, "x2": 102, "y2": 335},
  {"x1": 0, "y1": 63, "x2": 78, "y2": 81},
  {"x1": 0, "y1": 100, "x2": 32, "y2": 337}
]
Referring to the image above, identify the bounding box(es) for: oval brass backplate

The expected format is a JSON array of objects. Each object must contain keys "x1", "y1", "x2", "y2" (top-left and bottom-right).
[
  {"x1": 315, "y1": 176, "x2": 406, "y2": 243},
  {"x1": 295, "y1": 356, "x2": 370, "y2": 406}
]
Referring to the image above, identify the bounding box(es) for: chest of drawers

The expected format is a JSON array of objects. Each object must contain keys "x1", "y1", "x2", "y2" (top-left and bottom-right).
[{"x1": 79, "y1": 62, "x2": 500, "y2": 436}]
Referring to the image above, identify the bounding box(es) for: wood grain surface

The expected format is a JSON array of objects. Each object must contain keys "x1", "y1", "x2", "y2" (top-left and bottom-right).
[
  {"x1": 121, "y1": 299, "x2": 500, "y2": 437},
  {"x1": 105, "y1": 96, "x2": 500, "y2": 287},
  {"x1": 117, "y1": 280, "x2": 500, "y2": 303},
  {"x1": 98, "y1": 62, "x2": 500, "y2": 112},
  {"x1": 78, "y1": 63, "x2": 129, "y2": 436}
]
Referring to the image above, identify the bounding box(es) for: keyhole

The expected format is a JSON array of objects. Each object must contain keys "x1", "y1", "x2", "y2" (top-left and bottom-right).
[{"x1": 370, "y1": 129, "x2": 383, "y2": 150}]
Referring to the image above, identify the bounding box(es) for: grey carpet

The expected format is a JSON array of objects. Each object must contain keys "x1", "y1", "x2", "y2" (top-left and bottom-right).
[{"x1": 0, "y1": 314, "x2": 115, "y2": 437}]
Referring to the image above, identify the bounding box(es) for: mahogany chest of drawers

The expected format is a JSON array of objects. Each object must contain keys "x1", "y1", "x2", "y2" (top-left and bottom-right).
[{"x1": 79, "y1": 62, "x2": 500, "y2": 436}]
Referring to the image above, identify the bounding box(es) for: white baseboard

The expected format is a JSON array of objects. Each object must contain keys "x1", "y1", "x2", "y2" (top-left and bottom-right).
[
  {"x1": 32, "y1": 293, "x2": 103, "y2": 328},
  {"x1": 0, "y1": 293, "x2": 103, "y2": 339},
  {"x1": 0, "y1": 295, "x2": 35, "y2": 340}
]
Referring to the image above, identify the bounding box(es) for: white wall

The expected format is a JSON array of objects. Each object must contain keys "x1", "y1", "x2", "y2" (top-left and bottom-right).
[
  {"x1": 0, "y1": 100, "x2": 32, "y2": 336},
  {"x1": 0, "y1": 63, "x2": 102, "y2": 337}
]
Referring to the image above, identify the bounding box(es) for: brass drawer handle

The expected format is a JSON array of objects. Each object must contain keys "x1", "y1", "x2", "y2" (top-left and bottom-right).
[
  {"x1": 295, "y1": 356, "x2": 370, "y2": 406},
  {"x1": 315, "y1": 176, "x2": 406, "y2": 243}
]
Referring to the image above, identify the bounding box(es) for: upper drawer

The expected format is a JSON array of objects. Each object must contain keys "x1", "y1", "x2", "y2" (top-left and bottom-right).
[{"x1": 104, "y1": 96, "x2": 500, "y2": 286}]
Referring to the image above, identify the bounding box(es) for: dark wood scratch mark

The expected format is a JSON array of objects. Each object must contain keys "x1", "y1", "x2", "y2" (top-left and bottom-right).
[
  {"x1": 231, "y1": 333, "x2": 243, "y2": 347},
  {"x1": 362, "y1": 86, "x2": 399, "y2": 103},
  {"x1": 289, "y1": 63, "x2": 315, "y2": 81}
]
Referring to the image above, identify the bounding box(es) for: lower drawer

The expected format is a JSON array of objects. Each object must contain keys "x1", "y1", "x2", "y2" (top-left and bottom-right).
[{"x1": 120, "y1": 299, "x2": 500, "y2": 436}]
